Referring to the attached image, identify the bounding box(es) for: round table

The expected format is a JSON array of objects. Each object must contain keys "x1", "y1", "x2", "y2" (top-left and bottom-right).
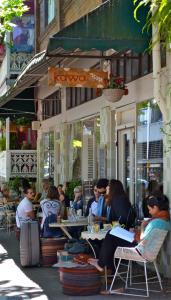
[{"x1": 81, "y1": 230, "x2": 107, "y2": 258}]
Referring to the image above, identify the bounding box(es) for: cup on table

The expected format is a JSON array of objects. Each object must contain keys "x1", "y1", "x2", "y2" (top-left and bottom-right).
[
  {"x1": 112, "y1": 221, "x2": 119, "y2": 228},
  {"x1": 93, "y1": 223, "x2": 100, "y2": 233}
]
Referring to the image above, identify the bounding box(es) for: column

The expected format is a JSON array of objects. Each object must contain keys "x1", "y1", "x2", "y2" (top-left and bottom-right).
[
  {"x1": 162, "y1": 50, "x2": 171, "y2": 277},
  {"x1": 100, "y1": 106, "x2": 116, "y2": 179},
  {"x1": 59, "y1": 122, "x2": 69, "y2": 184}
]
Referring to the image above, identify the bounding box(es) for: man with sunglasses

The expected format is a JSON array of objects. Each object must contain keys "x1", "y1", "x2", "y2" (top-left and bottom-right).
[
  {"x1": 95, "y1": 178, "x2": 110, "y2": 225},
  {"x1": 85, "y1": 184, "x2": 100, "y2": 217}
]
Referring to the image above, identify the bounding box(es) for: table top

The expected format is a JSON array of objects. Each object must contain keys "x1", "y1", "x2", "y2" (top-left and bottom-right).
[
  {"x1": 81, "y1": 230, "x2": 108, "y2": 240},
  {"x1": 49, "y1": 218, "x2": 88, "y2": 227}
]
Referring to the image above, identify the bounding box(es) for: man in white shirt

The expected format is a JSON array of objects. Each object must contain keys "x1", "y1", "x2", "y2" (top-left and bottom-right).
[{"x1": 16, "y1": 188, "x2": 35, "y2": 228}]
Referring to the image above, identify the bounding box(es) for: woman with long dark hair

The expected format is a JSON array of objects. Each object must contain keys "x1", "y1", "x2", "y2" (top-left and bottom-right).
[{"x1": 107, "y1": 179, "x2": 135, "y2": 228}]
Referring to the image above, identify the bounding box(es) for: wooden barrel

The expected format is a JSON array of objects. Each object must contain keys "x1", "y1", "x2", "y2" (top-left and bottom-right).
[
  {"x1": 59, "y1": 265, "x2": 101, "y2": 295},
  {"x1": 40, "y1": 237, "x2": 67, "y2": 267}
]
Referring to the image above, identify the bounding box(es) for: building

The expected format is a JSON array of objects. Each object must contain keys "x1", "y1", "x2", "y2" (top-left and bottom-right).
[{"x1": 0, "y1": 0, "x2": 170, "y2": 275}]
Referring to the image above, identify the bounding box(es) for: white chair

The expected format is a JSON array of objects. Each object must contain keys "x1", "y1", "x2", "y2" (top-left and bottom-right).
[
  {"x1": 4, "y1": 203, "x2": 16, "y2": 234},
  {"x1": 109, "y1": 228, "x2": 168, "y2": 297}
]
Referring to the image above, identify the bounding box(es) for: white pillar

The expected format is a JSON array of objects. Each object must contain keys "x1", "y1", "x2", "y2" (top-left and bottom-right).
[
  {"x1": 162, "y1": 49, "x2": 171, "y2": 278},
  {"x1": 59, "y1": 122, "x2": 69, "y2": 184},
  {"x1": 100, "y1": 106, "x2": 116, "y2": 179}
]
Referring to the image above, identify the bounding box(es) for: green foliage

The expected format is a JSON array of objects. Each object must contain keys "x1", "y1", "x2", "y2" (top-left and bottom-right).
[
  {"x1": 0, "y1": 118, "x2": 5, "y2": 127},
  {"x1": 65, "y1": 180, "x2": 82, "y2": 200},
  {"x1": 0, "y1": 0, "x2": 28, "y2": 40},
  {"x1": 15, "y1": 116, "x2": 31, "y2": 126},
  {"x1": 133, "y1": 0, "x2": 171, "y2": 47},
  {"x1": 10, "y1": 133, "x2": 18, "y2": 149},
  {"x1": 7, "y1": 177, "x2": 20, "y2": 193},
  {"x1": 0, "y1": 136, "x2": 6, "y2": 151}
]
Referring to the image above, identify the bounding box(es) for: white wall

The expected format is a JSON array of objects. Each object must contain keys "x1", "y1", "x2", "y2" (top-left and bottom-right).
[{"x1": 38, "y1": 71, "x2": 154, "y2": 133}]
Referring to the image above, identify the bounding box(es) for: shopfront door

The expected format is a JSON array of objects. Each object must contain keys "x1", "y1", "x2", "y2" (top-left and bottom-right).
[{"x1": 117, "y1": 128, "x2": 135, "y2": 204}]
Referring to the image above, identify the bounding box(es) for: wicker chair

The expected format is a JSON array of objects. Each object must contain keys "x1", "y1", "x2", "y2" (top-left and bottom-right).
[{"x1": 109, "y1": 228, "x2": 168, "y2": 297}]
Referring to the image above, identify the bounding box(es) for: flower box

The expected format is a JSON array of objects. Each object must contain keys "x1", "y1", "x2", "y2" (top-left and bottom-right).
[{"x1": 103, "y1": 88, "x2": 125, "y2": 102}]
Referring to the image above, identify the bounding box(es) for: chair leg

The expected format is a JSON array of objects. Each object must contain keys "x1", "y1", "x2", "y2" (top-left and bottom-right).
[
  {"x1": 144, "y1": 262, "x2": 149, "y2": 297},
  {"x1": 125, "y1": 260, "x2": 130, "y2": 289},
  {"x1": 129, "y1": 260, "x2": 132, "y2": 286},
  {"x1": 153, "y1": 261, "x2": 163, "y2": 291},
  {"x1": 109, "y1": 258, "x2": 121, "y2": 292}
]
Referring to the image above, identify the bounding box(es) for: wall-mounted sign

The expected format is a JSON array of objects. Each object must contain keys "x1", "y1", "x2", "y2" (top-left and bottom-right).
[{"x1": 48, "y1": 67, "x2": 108, "y2": 88}]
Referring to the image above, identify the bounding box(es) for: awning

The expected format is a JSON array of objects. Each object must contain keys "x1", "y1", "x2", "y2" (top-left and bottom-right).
[
  {"x1": 47, "y1": 0, "x2": 150, "y2": 55},
  {"x1": 0, "y1": 50, "x2": 61, "y2": 107}
]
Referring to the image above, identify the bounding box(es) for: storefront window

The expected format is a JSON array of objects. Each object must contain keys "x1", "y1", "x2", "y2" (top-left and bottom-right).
[{"x1": 136, "y1": 100, "x2": 163, "y2": 219}]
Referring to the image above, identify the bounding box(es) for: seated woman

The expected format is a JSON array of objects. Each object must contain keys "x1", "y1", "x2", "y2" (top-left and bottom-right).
[
  {"x1": 72, "y1": 186, "x2": 83, "y2": 215},
  {"x1": 40, "y1": 186, "x2": 62, "y2": 237},
  {"x1": 89, "y1": 191, "x2": 170, "y2": 272}
]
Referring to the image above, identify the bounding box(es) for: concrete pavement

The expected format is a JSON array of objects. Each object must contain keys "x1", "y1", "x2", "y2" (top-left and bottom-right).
[{"x1": 0, "y1": 229, "x2": 170, "y2": 299}]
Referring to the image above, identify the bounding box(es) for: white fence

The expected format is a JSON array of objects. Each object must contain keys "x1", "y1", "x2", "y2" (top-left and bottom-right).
[{"x1": 0, "y1": 150, "x2": 37, "y2": 181}]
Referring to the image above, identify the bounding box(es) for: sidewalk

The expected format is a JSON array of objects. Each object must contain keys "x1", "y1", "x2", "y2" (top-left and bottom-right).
[{"x1": 0, "y1": 229, "x2": 170, "y2": 299}]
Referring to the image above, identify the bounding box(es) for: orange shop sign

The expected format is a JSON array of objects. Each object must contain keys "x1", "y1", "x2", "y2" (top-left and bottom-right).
[{"x1": 48, "y1": 67, "x2": 108, "y2": 88}]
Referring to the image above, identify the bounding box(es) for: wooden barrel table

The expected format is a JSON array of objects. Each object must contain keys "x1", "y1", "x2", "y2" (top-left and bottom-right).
[
  {"x1": 40, "y1": 237, "x2": 67, "y2": 267},
  {"x1": 59, "y1": 265, "x2": 101, "y2": 295}
]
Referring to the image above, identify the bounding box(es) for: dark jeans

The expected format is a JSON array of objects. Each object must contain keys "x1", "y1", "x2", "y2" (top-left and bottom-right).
[{"x1": 98, "y1": 231, "x2": 137, "y2": 269}]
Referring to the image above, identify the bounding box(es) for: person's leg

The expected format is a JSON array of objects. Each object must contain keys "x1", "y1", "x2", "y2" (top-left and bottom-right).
[{"x1": 98, "y1": 232, "x2": 136, "y2": 269}]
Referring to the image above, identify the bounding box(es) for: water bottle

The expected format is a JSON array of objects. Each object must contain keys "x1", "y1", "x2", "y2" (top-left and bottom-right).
[
  {"x1": 88, "y1": 208, "x2": 94, "y2": 225},
  {"x1": 87, "y1": 208, "x2": 94, "y2": 233}
]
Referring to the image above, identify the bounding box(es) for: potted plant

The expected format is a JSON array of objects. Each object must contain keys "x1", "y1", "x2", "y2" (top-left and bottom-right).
[
  {"x1": 103, "y1": 75, "x2": 128, "y2": 102},
  {"x1": 15, "y1": 117, "x2": 31, "y2": 132}
]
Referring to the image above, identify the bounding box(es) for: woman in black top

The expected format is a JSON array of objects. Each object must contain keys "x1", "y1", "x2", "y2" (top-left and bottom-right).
[
  {"x1": 108, "y1": 179, "x2": 135, "y2": 228},
  {"x1": 89, "y1": 179, "x2": 136, "y2": 271}
]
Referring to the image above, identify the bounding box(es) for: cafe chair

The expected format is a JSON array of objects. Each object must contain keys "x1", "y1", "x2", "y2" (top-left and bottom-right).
[
  {"x1": 0, "y1": 203, "x2": 5, "y2": 228},
  {"x1": 4, "y1": 204, "x2": 16, "y2": 234},
  {"x1": 109, "y1": 228, "x2": 168, "y2": 297}
]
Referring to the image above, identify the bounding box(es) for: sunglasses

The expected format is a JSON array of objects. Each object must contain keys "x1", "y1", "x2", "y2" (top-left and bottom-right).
[{"x1": 99, "y1": 192, "x2": 106, "y2": 195}]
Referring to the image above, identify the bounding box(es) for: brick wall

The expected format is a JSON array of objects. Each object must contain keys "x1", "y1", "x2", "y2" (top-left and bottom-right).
[{"x1": 61, "y1": 0, "x2": 103, "y2": 28}]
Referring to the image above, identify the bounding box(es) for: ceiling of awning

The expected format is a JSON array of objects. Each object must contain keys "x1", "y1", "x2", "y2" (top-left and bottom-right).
[
  {"x1": 0, "y1": 88, "x2": 36, "y2": 119},
  {"x1": 0, "y1": 50, "x2": 61, "y2": 108},
  {"x1": 47, "y1": 0, "x2": 150, "y2": 55}
]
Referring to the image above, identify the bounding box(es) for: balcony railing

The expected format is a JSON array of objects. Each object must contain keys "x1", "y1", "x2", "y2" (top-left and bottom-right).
[
  {"x1": 10, "y1": 53, "x2": 33, "y2": 74},
  {"x1": 0, "y1": 150, "x2": 37, "y2": 181}
]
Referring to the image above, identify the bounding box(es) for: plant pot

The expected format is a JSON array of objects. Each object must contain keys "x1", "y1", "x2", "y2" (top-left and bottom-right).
[{"x1": 103, "y1": 88, "x2": 125, "y2": 102}]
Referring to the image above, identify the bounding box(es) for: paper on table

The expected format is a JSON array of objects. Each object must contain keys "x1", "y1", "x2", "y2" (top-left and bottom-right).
[{"x1": 110, "y1": 226, "x2": 135, "y2": 243}]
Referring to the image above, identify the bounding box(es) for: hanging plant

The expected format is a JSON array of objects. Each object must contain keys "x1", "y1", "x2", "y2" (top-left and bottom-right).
[{"x1": 103, "y1": 75, "x2": 128, "y2": 102}]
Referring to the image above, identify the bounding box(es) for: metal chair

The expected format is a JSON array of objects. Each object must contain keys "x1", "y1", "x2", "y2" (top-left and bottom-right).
[
  {"x1": 4, "y1": 203, "x2": 16, "y2": 234},
  {"x1": 0, "y1": 202, "x2": 6, "y2": 228},
  {"x1": 109, "y1": 228, "x2": 168, "y2": 297}
]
